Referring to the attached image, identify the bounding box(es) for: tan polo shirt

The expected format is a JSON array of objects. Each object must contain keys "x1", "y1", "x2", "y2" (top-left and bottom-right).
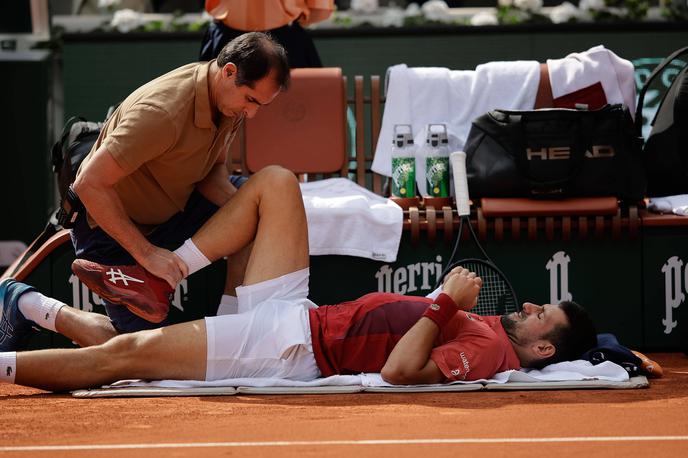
[{"x1": 79, "y1": 61, "x2": 241, "y2": 227}]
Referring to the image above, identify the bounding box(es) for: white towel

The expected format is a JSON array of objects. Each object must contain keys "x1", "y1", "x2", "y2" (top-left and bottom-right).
[
  {"x1": 372, "y1": 60, "x2": 541, "y2": 179},
  {"x1": 373, "y1": 45, "x2": 637, "y2": 182},
  {"x1": 361, "y1": 360, "x2": 629, "y2": 387},
  {"x1": 105, "y1": 360, "x2": 628, "y2": 389},
  {"x1": 648, "y1": 194, "x2": 688, "y2": 216},
  {"x1": 300, "y1": 178, "x2": 403, "y2": 262},
  {"x1": 515, "y1": 360, "x2": 630, "y2": 382},
  {"x1": 106, "y1": 374, "x2": 363, "y2": 389},
  {"x1": 547, "y1": 45, "x2": 637, "y2": 116}
]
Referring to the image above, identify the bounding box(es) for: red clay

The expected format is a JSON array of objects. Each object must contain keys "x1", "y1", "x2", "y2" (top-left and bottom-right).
[{"x1": 1, "y1": 352, "x2": 687, "y2": 457}]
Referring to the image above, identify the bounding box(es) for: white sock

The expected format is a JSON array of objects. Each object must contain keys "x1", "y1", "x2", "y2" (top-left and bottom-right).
[
  {"x1": 173, "y1": 239, "x2": 211, "y2": 277},
  {"x1": 216, "y1": 295, "x2": 238, "y2": 315},
  {"x1": 17, "y1": 292, "x2": 64, "y2": 332},
  {"x1": 0, "y1": 352, "x2": 17, "y2": 384}
]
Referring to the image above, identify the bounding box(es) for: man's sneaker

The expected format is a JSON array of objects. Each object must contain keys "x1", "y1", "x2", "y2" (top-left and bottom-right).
[
  {"x1": 71, "y1": 259, "x2": 173, "y2": 323},
  {"x1": 0, "y1": 278, "x2": 36, "y2": 351}
]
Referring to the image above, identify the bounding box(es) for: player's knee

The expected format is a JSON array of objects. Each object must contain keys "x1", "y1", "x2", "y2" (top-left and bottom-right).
[
  {"x1": 98, "y1": 332, "x2": 149, "y2": 372},
  {"x1": 256, "y1": 165, "x2": 298, "y2": 190}
]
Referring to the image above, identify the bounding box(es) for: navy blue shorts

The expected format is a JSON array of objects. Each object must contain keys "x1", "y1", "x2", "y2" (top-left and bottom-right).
[{"x1": 70, "y1": 175, "x2": 249, "y2": 332}]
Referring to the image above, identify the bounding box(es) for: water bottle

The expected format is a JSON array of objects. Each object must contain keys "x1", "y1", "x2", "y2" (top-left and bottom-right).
[
  {"x1": 423, "y1": 124, "x2": 450, "y2": 198},
  {"x1": 390, "y1": 124, "x2": 416, "y2": 198}
]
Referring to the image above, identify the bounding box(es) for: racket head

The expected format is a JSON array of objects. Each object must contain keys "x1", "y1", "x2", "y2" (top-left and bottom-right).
[{"x1": 439, "y1": 259, "x2": 521, "y2": 316}]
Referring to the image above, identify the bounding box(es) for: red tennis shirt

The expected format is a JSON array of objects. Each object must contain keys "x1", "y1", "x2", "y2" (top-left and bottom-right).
[{"x1": 309, "y1": 292, "x2": 521, "y2": 381}]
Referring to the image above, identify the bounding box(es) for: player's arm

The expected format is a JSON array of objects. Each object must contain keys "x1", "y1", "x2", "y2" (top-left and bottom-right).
[
  {"x1": 73, "y1": 144, "x2": 187, "y2": 287},
  {"x1": 380, "y1": 317, "x2": 445, "y2": 385},
  {"x1": 381, "y1": 267, "x2": 482, "y2": 385}
]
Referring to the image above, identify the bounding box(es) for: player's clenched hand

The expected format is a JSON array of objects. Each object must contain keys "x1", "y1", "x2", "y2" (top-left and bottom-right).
[
  {"x1": 441, "y1": 266, "x2": 483, "y2": 311},
  {"x1": 138, "y1": 246, "x2": 188, "y2": 289}
]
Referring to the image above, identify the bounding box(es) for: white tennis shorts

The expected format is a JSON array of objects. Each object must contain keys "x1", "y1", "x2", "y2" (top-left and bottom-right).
[{"x1": 204, "y1": 268, "x2": 321, "y2": 382}]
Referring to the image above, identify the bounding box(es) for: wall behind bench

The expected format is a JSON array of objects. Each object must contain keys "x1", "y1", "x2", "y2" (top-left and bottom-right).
[{"x1": 62, "y1": 22, "x2": 688, "y2": 120}]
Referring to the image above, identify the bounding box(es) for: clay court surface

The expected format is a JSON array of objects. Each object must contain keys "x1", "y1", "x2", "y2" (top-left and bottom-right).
[{"x1": 1, "y1": 352, "x2": 687, "y2": 457}]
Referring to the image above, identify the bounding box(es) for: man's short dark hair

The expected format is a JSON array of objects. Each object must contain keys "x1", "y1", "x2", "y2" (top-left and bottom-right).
[
  {"x1": 531, "y1": 301, "x2": 597, "y2": 369},
  {"x1": 217, "y1": 32, "x2": 290, "y2": 90}
]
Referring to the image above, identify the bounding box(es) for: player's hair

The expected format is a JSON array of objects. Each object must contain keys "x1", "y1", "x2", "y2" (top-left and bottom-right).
[
  {"x1": 530, "y1": 300, "x2": 597, "y2": 369},
  {"x1": 217, "y1": 32, "x2": 290, "y2": 90}
]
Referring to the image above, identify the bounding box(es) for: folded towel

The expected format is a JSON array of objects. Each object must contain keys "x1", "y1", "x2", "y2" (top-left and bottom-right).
[
  {"x1": 107, "y1": 374, "x2": 363, "y2": 389},
  {"x1": 518, "y1": 360, "x2": 629, "y2": 382},
  {"x1": 648, "y1": 194, "x2": 688, "y2": 216},
  {"x1": 300, "y1": 178, "x2": 403, "y2": 262},
  {"x1": 362, "y1": 360, "x2": 629, "y2": 387},
  {"x1": 547, "y1": 45, "x2": 636, "y2": 116}
]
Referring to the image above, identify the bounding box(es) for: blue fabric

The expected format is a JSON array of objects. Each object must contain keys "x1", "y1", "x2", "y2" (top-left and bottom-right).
[
  {"x1": 582, "y1": 333, "x2": 642, "y2": 376},
  {"x1": 199, "y1": 20, "x2": 323, "y2": 68},
  {"x1": 104, "y1": 303, "x2": 173, "y2": 334},
  {"x1": 0, "y1": 279, "x2": 36, "y2": 351},
  {"x1": 229, "y1": 175, "x2": 249, "y2": 189},
  {"x1": 71, "y1": 190, "x2": 219, "y2": 265}
]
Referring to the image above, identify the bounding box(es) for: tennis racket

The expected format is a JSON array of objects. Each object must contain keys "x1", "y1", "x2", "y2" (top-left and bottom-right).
[{"x1": 436, "y1": 151, "x2": 520, "y2": 316}]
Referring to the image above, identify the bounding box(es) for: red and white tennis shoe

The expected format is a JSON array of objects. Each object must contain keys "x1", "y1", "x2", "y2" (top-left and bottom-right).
[{"x1": 71, "y1": 259, "x2": 173, "y2": 323}]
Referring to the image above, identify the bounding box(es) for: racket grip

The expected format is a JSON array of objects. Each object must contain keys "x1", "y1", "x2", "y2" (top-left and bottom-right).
[{"x1": 450, "y1": 151, "x2": 470, "y2": 216}]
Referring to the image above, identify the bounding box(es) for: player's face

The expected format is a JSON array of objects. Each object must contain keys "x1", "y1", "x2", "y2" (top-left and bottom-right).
[
  {"x1": 215, "y1": 64, "x2": 281, "y2": 119},
  {"x1": 502, "y1": 302, "x2": 568, "y2": 345}
]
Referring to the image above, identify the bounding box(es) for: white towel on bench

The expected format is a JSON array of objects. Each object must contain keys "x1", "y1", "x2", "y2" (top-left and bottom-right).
[
  {"x1": 547, "y1": 44, "x2": 636, "y2": 115},
  {"x1": 300, "y1": 178, "x2": 403, "y2": 262},
  {"x1": 648, "y1": 194, "x2": 688, "y2": 216},
  {"x1": 373, "y1": 45, "x2": 636, "y2": 182},
  {"x1": 372, "y1": 59, "x2": 540, "y2": 178}
]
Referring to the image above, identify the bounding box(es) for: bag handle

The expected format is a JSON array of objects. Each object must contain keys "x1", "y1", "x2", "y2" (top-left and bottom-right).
[
  {"x1": 509, "y1": 110, "x2": 589, "y2": 196},
  {"x1": 50, "y1": 116, "x2": 87, "y2": 171},
  {"x1": 635, "y1": 46, "x2": 688, "y2": 134}
]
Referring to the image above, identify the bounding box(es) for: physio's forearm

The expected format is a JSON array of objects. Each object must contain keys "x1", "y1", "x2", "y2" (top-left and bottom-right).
[
  {"x1": 74, "y1": 180, "x2": 152, "y2": 261},
  {"x1": 196, "y1": 163, "x2": 237, "y2": 207}
]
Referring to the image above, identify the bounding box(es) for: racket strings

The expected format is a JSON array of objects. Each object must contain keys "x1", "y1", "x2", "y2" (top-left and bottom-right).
[{"x1": 461, "y1": 261, "x2": 518, "y2": 316}]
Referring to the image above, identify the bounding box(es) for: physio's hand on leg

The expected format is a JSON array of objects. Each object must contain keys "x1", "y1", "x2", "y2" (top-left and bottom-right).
[{"x1": 139, "y1": 245, "x2": 188, "y2": 289}]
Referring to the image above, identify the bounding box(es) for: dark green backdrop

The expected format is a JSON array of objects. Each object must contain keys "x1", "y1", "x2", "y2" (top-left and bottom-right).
[{"x1": 3, "y1": 22, "x2": 688, "y2": 351}]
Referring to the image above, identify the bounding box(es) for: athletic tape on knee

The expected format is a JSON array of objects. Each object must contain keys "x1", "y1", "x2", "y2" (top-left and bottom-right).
[{"x1": 422, "y1": 293, "x2": 460, "y2": 329}]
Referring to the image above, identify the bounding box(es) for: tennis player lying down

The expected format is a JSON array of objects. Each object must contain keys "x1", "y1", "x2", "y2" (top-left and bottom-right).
[{"x1": 0, "y1": 166, "x2": 596, "y2": 391}]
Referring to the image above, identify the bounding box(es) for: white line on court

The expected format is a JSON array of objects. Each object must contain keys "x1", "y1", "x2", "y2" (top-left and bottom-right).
[{"x1": 1, "y1": 436, "x2": 688, "y2": 452}]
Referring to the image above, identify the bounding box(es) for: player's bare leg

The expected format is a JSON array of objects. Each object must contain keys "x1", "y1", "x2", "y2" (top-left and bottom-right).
[
  {"x1": 1, "y1": 279, "x2": 118, "y2": 348},
  {"x1": 193, "y1": 165, "x2": 309, "y2": 284},
  {"x1": 14, "y1": 318, "x2": 207, "y2": 391},
  {"x1": 54, "y1": 305, "x2": 118, "y2": 347},
  {"x1": 224, "y1": 243, "x2": 252, "y2": 296}
]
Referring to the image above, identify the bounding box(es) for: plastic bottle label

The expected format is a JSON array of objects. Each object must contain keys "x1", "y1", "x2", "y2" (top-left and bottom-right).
[
  {"x1": 391, "y1": 157, "x2": 416, "y2": 197},
  {"x1": 426, "y1": 156, "x2": 449, "y2": 197}
]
